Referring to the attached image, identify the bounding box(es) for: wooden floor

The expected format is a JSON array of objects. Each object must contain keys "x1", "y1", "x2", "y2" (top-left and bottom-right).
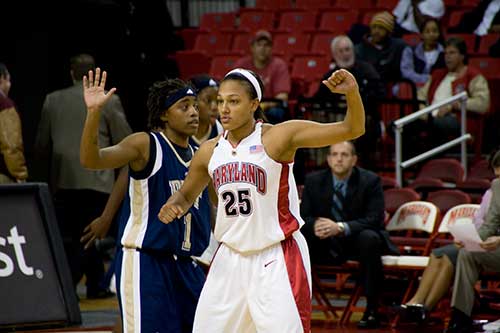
[{"x1": 15, "y1": 292, "x2": 493, "y2": 333}]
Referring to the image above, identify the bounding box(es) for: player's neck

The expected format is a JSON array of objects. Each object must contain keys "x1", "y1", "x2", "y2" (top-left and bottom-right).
[
  {"x1": 195, "y1": 121, "x2": 210, "y2": 140},
  {"x1": 163, "y1": 128, "x2": 189, "y2": 148},
  {"x1": 227, "y1": 119, "x2": 256, "y2": 146}
]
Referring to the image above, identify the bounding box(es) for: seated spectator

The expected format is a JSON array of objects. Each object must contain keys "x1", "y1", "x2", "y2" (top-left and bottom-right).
[
  {"x1": 355, "y1": 11, "x2": 407, "y2": 83},
  {"x1": 449, "y1": 0, "x2": 500, "y2": 36},
  {"x1": 315, "y1": 35, "x2": 385, "y2": 169},
  {"x1": 417, "y1": 37, "x2": 490, "y2": 142},
  {"x1": 393, "y1": 0, "x2": 445, "y2": 35},
  {"x1": 445, "y1": 163, "x2": 500, "y2": 332},
  {"x1": 301, "y1": 141, "x2": 399, "y2": 329},
  {"x1": 400, "y1": 150, "x2": 500, "y2": 323},
  {"x1": 234, "y1": 30, "x2": 291, "y2": 124},
  {"x1": 0, "y1": 62, "x2": 28, "y2": 184},
  {"x1": 400, "y1": 18, "x2": 446, "y2": 87}
]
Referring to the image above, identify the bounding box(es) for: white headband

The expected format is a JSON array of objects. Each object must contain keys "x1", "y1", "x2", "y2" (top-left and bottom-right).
[{"x1": 225, "y1": 68, "x2": 262, "y2": 101}]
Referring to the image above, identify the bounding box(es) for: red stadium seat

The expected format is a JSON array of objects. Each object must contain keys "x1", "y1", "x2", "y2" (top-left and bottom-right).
[
  {"x1": 381, "y1": 176, "x2": 399, "y2": 190},
  {"x1": 209, "y1": 55, "x2": 239, "y2": 81},
  {"x1": 469, "y1": 159, "x2": 496, "y2": 180},
  {"x1": 291, "y1": 55, "x2": 330, "y2": 82},
  {"x1": 384, "y1": 187, "x2": 420, "y2": 216},
  {"x1": 469, "y1": 57, "x2": 500, "y2": 80},
  {"x1": 311, "y1": 33, "x2": 336, "y2": 56},
  {"x1": 296, "y1": 0, "x2": 332, "y2": 9},
  {"x1": 231, "y1": 33, "x2": 253, "y2": 54},
  {"x1": 255, "y1": 0, "x2": 293, "y2": 10},
  {"x1": 238, "y1": 11, "x2": 274, "y2": 32},
  {"x1": 277, "y1": 11, "x2": 317, "y2": 32},
  {"x1": 427, "y1": 189, "x2": 471, "y2": 215},
  {"x1": 318, "y1": 10, "x2": 359, "y2": 34},
  {"x1": 402, "y1": 33, "x2": 421, "y2": 47},
  {"x1": 477, "y1": 34, "x2": 500, "y2": 55},
  {"x1": 446, "y1": 10, "x2": 467, "y2": 30},
  {"x1": 417, "y1": 158, "x2": 465, "y2": 184},
  {"x1": 175, "y1": 50, "x2": 211, "y2": 81},
  {"x1": 176, "y1": 28, "x2": 201, "y2": 50},
  {"x1": 376, "y1": 0, "x2": 398, "y2": 9},
  {"x1": 457, "y1": 178, "x2": 491, "y2": 203},
  {"x1": 335, "y1": 0, "x2": 376, "y2": 10},
  {"x1": 360, "y1": 10, "x2": 382, "y2": 26},
  {"x1": 272, "y1": 33, "x2": 311, "y2": 61},
  {"x1": 193, "y1": 33, "x2": 232, "y2": 56},
  {"x1": 199, "y1": 12, "x2": 236, "y2": 31}
]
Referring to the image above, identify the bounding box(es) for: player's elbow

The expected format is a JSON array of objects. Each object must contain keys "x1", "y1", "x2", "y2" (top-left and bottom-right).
[{"x1": 80, "y1": 155, "x2": 100, "y2": 170}]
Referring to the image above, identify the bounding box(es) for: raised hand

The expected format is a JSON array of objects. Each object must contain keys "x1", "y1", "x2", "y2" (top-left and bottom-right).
[
  {"x1": 83, "y1": 68, "x2": 116, "y2": 111},
  {"x1": 322, "y1": 69, "x2": 359, "y2": 95}
]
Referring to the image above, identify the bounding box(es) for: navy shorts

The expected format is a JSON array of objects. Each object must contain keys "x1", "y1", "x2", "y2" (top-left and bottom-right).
[{"x1": 115, "y1": 247, "x2": 206, "y2": 333}]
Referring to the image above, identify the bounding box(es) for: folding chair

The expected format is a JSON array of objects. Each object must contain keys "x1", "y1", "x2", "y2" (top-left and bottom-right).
[{"x1": 337, "y1": 202, "x2": 439, "y2": 326}]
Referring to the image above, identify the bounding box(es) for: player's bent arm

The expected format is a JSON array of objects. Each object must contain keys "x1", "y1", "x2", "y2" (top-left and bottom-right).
[
  {"x1": 159, "y1": 139, "x2": 216, "y2": 223},
  {"x1": 81, "y1": 131, "x2": 149, "y2": 171}
]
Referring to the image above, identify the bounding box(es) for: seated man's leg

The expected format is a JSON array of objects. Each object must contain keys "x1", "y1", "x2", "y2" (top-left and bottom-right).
[
  {"x1": 354, "y1": 229, "x2": 384, "y2": 328},
  {"x1": 449, "y1": 248, "x2": 500, "y2": 332}
]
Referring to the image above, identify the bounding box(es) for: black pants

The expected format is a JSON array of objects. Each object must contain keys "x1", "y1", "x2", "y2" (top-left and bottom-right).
[
  {"x1": 303, "y1": 228, "x2": 384, "y2": 311},
  {"x1": 54, "y1": 189, "x2": 109, "y2": 295}
]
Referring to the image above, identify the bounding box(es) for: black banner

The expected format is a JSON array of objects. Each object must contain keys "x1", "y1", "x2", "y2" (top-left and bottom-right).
[{"x1": 0, "y1": 183, "x2": 80, "y2": 330}]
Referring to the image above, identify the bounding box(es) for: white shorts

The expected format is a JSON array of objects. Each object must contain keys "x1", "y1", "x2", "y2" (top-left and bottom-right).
[{"x1": 193, "y1": 231, "x2": 311, "y2": 333}]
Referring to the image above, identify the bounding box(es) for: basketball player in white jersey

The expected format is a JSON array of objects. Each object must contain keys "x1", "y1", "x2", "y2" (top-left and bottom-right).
[{"x1": 158, "y1": 68, "x2": 365, "y2": 333}]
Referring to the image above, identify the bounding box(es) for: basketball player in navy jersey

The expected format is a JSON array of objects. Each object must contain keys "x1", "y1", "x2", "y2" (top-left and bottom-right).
[
  {"x1": 158, "y1": 68, "x2": 365, "y2": 333},
  {"x1": 80, "y1": 68, "x2": 211, "y2": 333}
]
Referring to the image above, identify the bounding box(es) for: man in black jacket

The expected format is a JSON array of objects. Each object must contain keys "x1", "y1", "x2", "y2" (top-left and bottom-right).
[
  {"x1": 301, "y1": 141, "x2": 396, "y2": 329},
  {"x1": 315, "y1": 35, "x2": 385, "y2": 170}
]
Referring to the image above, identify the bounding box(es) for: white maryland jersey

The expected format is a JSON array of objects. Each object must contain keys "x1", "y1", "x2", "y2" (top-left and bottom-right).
[{"x1": 208, "y1": 122, "x2": 304, "y2": 253}]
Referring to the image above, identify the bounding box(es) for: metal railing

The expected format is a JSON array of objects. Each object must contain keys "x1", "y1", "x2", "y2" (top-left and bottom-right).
[{"x1": 394, "y1": 91, "x2": 470, "y2": 187}]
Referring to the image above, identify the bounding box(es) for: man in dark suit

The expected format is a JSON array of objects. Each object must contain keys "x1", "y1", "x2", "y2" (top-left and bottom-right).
[{"x1": 301, "y1": 141, "x2": 396, "y2": 329}]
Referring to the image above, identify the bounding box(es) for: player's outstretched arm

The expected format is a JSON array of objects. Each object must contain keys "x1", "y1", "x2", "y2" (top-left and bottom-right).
[
  {"x1": 158, "y1": 139, "x2": 215, "y2": 224},
  {"x1": 277, "y1": 69, "x2": 365, "y2": 150},
  {"x1": 80, "y1": 68, "x2": 147, "y2": 170}
]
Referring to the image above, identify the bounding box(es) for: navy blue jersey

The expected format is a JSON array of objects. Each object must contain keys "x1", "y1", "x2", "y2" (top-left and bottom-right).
[
  {"x1": 117, "y1": 131, "x2": 210, "y2": 256},
  {"x1": 189, "y1": 122, "x2": 222, "y2": 147}
]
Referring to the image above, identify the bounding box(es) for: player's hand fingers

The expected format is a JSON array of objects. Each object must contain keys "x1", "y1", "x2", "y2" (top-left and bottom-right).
[
  {"x1": 94, "y1": 68, "x2": 101, "y2": 87},
  {"x1": 84, "y1": 235, "x2": 96, "y2": 250}
]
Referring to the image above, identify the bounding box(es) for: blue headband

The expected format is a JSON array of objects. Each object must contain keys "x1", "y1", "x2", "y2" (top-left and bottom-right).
[
  {"x1": 164, "y1": 87, "x2": 197, "y2": 110},
  {"x1": 190, "y1": 77, "x2": 218, "y2": 93}
]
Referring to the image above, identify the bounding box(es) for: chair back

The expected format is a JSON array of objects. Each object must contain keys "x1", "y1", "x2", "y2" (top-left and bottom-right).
[
  {"x1": 438, "y1": 204, "x2": 480, "y2": 233},
  {"x1": 386, "y1": 201, "x2": 438, "y2": 234}
]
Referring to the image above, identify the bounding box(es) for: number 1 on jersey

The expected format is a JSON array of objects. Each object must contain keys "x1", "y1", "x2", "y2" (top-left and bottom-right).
[{"x1": 182, "y1": 213, "x2": 192, "y2": 251}]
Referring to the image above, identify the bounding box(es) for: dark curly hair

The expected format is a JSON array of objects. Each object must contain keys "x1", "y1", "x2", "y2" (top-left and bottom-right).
[{"x1": 146, "y1": 78, "x2": 190, "y2": 130}]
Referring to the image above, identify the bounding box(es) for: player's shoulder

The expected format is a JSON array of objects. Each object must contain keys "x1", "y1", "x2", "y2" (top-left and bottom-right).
[{"x1": 197, "y1": 135, "x2": 220, "y2": 157}]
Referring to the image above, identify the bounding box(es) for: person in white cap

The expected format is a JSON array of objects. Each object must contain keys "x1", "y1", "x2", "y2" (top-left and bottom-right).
[{"x1": 158, "y1": 67, "x2": 366, "y2": 333}]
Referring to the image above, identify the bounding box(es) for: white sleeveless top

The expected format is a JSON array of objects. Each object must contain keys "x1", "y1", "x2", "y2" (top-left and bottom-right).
[{"x1": 208, "y1": 122, "x2": 304, "y2": 253}]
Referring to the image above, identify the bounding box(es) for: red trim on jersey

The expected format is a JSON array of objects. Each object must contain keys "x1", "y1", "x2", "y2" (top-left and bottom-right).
[
  {"x1": 206, "y1": 242, "x2": 223, "y2": 277},
  {"x1": 278, "y1": 163, "x2": 300, "y2": 238},
  {"x1": 281, "y1": 237, "x2": 311, "y2": 333}
]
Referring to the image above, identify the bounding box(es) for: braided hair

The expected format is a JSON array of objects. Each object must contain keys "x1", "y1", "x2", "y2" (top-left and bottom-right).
[{"x1": 146, "y1": 78, "x2": 190, "y2": 130}]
